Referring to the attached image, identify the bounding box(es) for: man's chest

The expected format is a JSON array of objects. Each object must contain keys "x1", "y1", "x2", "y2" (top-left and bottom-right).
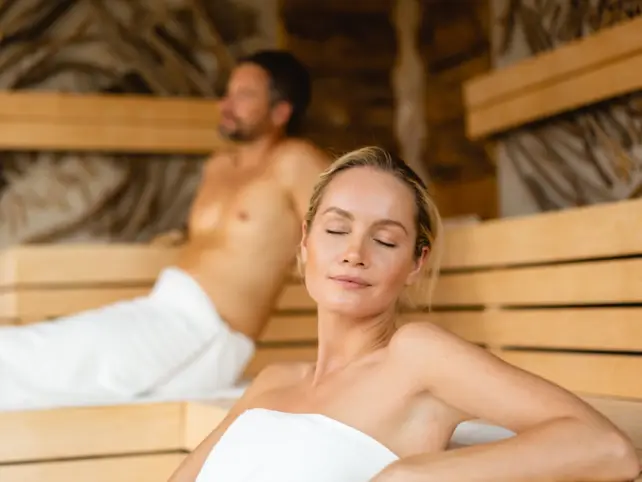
[{"x1": 190, "y1": 166, "x2": 289, "y2": 231}]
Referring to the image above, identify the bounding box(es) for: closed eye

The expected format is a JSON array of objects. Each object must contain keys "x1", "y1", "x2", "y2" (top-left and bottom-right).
[
  {"x1": 375, "y1": 239, "x2": 396, "y2": 248},
  {"x1": 326, "y1": 229, "x2": 347, "y2": 235}
]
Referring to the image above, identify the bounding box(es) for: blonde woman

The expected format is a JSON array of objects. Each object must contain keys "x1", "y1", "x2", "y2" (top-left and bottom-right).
[{"x1": 170, "y1": 146, "x2": 639, "y2": 482}]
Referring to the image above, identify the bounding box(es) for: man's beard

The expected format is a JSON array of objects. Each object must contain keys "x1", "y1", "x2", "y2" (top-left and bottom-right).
[{"x1": 218, "y1": 123, "x2": 260, "y2": 143}]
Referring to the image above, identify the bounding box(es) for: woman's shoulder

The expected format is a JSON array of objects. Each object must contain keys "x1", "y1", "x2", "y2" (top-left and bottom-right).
[
  {"x1": 388, "y1": 320, "x2": 484, "y2": 370},
  {"x1": 391, "y1": 320, "x2": 460, "y2": 350},
  {"x1": 249, "y1": 362, "x2": 312, "y2": 394}
]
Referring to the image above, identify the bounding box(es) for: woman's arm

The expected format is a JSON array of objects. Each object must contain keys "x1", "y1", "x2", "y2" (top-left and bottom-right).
[{"x1": 374, "y1": 323, "x2": 640, "y2": 482}]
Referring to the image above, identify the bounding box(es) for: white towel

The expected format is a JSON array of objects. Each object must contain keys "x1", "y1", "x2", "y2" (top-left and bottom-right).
[
  {"x1": 196, "y1": 408, "x2": 399, "y2": 482},
  {"x1": 0, "y1": 267, "x2": 255, "y2": 411}
]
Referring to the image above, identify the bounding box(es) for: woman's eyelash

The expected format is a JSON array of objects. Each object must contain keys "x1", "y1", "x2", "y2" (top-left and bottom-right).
[
  {"x1": 325, "y1": 229, "x2": 396, "y2": 248},
  {"x1": 376, "y1": 240, "x2": 396, "y2": 248}
]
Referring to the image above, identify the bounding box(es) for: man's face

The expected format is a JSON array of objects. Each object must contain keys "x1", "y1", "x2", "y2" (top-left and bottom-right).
[{"x1": 218, "y1": 63, "x2": 275, "y2": 142}]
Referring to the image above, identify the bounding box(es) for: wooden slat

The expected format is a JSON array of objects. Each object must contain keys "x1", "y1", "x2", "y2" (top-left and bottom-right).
[
  {"x1": 499, "y1": 351, "x2": 642, "y2": 399},
  {"x1": 441, "y1": 198, "x2": 642, "y2": 269},
  {"x1": 0, "y1": 402, "x2": 183, "y2": 464},
  {"x1": 0, "y1": 287, "x2": 149, "y2": 321},
  {"x1": 0, "y1": 453, "x2": 184, "y2": 482},
  {"x1": 466, "y1": 50, "x2": 642, "y2": 139},
  {"x1": 244, "y1": 346, "x2": 317, "y2": 377},
  {"x1": 463, "y1": 15, "x2": 642, "y2": 140},
  {"x1": 276, "y1": 283, "x2": 315, "y2": 310},
  {"x1": 0, "y1": 245, "x2": 177, "y2": 288},
  {"x1": 7, "y1": 256, "x2": 642, "y2": 318},
  {"x1": 418, "y1": 308, "x2": 642, "y2": 352},
  {"x1": 261, "y1": 315, "x2": 317, "y2": 342},
  {"x1": 0, "y1": 120, "x2": 222, "y2": 153},
  {"x1": 432, "y1": 258, "x2": 642, "y2": 306},
  {"x1": 0, "y1": 91, "x2": 218, "y2": 125},
  {"x1": 464, "y1": 16, "x2": 642, "y2": 109},
  {"x1": 182, "y1": 402, "x2": 230, "y2": 451},
  {"x1": 0, "y1": 91, "x2": 224, "y2": 153}
]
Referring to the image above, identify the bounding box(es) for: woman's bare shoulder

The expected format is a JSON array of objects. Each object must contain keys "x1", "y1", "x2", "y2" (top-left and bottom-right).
[{"x1": 248, "y1": 362, "x2": 312, "y2": 396}]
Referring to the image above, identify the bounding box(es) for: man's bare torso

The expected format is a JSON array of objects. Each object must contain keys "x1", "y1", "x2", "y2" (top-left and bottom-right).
[{"x1": 174, "y1": 140, "x2": 327, "y2": 340}]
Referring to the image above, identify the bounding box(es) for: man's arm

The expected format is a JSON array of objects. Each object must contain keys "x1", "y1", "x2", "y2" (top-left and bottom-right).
[{"x1": 276, "y1": 140, "x2": 332, "y2": 221}]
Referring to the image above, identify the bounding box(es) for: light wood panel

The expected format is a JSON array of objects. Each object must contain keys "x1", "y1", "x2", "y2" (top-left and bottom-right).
[
  {"x1": 464, "y1": 16, "x2": 642, "y2": 109},
  {"x1": 0, "y1": 244, "x2": 177, "y2": 288},
  {"x1": 441, "y1": 198, "x2": 642, "y2": 269},
  {"x1": 0, "y1": 91, "x2": 218, "y2": 124},
  {"x1": 422, "y1": 309, "x2": 642, "y2": 352},
  {"x1": 499, "y1": 351, "x2": 642, "y2": 400},
  {"x1": 261, "y1": 315, "x2": 317, "y2": 342},
  {"x1": 466, "y1": 51, "x2": 642, "y2": 139},
  {"x1": 4, "y1": 257, "x2": 642, "y2": 319},
  {"x1": 0, "y1": 91, "x2": 223, "y2": 153},
  {"x1": 0, "y1": 453, "x2": 184, "y2": 482},
  {"x1": 463, "y1": 16, "x2": 642, "y2": 139},
  {"x1": 0, "y1": 402, "x2": 183, "y2": 464},
  {"x1": 433, "y1": 258, "x2": 642, "y2": 306},
  {"x1": 0, "y1": 120, "x2": 221, "y2": 153}
]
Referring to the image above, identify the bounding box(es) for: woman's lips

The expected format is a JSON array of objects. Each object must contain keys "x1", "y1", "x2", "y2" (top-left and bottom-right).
[{"x1": 329, "y1": 275, "x2": 371, "y2": 289}]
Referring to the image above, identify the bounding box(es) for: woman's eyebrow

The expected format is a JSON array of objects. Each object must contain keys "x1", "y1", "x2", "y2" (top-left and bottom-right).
[{"x1": 322, "y1": 207, "x2": 408, "y2": 233}]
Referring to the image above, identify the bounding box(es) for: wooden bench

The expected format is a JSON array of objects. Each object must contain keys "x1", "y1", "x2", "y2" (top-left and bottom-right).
[
  {"x1": 463, "y1": 15, "x2": 642, "y2": 139},
  {"x1": 1, "y1": 198, "x2": 642, "y2": 480},
  {"x1": 0, "y1": 91, "x2": 223, "y2": 153}
]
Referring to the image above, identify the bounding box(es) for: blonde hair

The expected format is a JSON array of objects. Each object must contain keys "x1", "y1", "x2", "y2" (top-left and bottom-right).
[{"x1": 302, "y1": 146, "x2": 444, "y2": 310}]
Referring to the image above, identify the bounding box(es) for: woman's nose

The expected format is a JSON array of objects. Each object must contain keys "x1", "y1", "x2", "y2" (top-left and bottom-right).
[{"x1": 342, "y1": 239, "x2": 367, "y2": 267}]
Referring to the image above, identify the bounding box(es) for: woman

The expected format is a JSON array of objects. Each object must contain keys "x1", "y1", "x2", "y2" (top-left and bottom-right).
[{"x1": 169, "y1": 147, "x2": 639, "y2": 482}]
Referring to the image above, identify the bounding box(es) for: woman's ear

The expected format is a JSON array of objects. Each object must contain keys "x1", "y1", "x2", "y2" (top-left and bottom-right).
[{"x1": 405, "y1": 247, "x2": 429, "y2": 286}]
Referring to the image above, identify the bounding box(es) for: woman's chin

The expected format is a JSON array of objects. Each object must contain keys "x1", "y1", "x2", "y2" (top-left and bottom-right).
[{"x1": 316, "y1": 297, "x2": 381, "y2": 319}]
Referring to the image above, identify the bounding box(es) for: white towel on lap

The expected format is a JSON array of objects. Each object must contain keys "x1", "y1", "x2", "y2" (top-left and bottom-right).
[{"x1": 0, "y1": 267, "x2": 255, "y2": 411}]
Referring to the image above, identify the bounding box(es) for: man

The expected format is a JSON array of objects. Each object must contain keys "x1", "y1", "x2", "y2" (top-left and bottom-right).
[{"x1": 0, "y1": 50, "x2": 330, "y2": 410}]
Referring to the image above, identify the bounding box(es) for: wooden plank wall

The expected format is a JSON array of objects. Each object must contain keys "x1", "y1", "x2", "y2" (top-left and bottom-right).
[
  {"x1": 0, "y1": 91, "x2": 222, "y2": 153},
  {"x1": 463, "y1": 15, "x2": 642, "y2": 140}
]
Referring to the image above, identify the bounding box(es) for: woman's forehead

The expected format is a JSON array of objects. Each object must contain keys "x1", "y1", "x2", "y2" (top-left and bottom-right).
[{"x1": 320, "y1": 168, "x2": 416, "y2": 222}]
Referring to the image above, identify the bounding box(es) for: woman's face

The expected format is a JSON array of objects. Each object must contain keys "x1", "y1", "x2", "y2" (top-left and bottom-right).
[{"x1": 301, "y1": 167, "x2": 426, "y2": 318}]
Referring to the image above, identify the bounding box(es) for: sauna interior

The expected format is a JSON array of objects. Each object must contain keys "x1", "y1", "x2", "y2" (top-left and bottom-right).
[{"x1": 0, "y1": 0, "x2": 641, "y2": 480}]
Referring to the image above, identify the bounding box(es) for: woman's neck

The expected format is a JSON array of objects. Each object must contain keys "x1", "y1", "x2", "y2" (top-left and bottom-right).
[{"x1": 312, "y1": 309, "x2": 397, "y2": 384}]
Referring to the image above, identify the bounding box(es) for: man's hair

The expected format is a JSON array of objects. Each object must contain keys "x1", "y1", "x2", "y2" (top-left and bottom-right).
[{"x1": 238, "y1": 50, "x2": 311, "y2": 135}]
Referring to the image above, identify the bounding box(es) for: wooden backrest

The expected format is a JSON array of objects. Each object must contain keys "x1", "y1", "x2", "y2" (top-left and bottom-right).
[
  {"x1": 463, "y1": 15, "x2": 642, "y2": 140},
  {"x1": 428, "y1": 197, "x2": 642, "y2": 400},
  {"x1": 0, "y1": 91, "x2": 223, "y2": 153},
  {"x1": 3, "y1": 197, "x2": 642, "y2": 394}
]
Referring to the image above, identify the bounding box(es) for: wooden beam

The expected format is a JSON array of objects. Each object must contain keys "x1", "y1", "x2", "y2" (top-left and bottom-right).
[
  {"x1": 441, "y1": 198, "x2": 642, "y2": 269},
  {"x1": 0, "y1": 454, "x2": 184, "y2": 482},
  {"x1": 433, "y1": 258, "x2": 642, "y2": 307},
  {"x1": 418, "y1": 309, "x2": 642, "y2": 352},
  {"x1": 463, "y1": 16, "x2": 642, "y2": 140},
  {"x1": 0, "y1": 403, "x2": 183, "y2": 464},
  {"x1": 498, "y1": 351, "x2": 642, "y2": 399},
  {"x1": 0, "y1": 91, "x2": 224, "y2": 153}
]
